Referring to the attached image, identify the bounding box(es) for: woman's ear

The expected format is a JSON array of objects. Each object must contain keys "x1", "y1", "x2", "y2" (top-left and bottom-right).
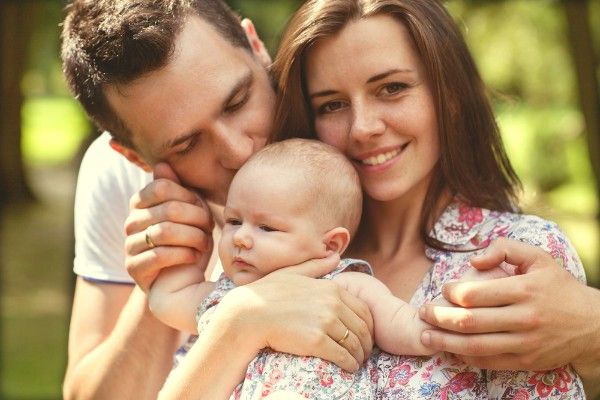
[
  {"x1": 241, "y1": 18, "x2": 272, "y2": 67},
  {"x1": 322, "y1": 227, "x2": 351, "y2": 255},
  {"x1": 109, "y1": 139, "x2": 152, "y2": 172}
]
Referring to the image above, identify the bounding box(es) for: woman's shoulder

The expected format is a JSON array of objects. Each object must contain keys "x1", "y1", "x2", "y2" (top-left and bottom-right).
[{"x1": 476, "y1": 208, "x2": 586, "y2": 283}]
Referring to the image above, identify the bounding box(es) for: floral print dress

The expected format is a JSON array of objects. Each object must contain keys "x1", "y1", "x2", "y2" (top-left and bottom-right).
[{"x1": 183, "y1": 201, "x2": 587, "y2": 399}]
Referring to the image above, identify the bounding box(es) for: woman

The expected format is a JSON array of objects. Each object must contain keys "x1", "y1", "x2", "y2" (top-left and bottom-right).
[{"x1": 159, "y1": 0, "x2": 588, "y2": 398}]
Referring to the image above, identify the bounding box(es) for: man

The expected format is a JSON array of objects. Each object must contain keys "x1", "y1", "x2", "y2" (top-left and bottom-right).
[
  {"x1": 61, "y1": 0, "x2": 600, "y2": 398},
  {"x1": 61, "y1": 1, "x2": 278, "y2": 398}
]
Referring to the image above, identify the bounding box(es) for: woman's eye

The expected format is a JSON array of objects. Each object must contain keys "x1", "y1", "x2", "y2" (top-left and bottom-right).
[
  {"x1": 259, "y1": 225, "x2": 277, "y2": 232},
  {"x1": 380, "y1": 82, "x2": 408, "y2": 96},
  {"x1": 226, "y1": 218, "x2": 242, "y2": 226},
  {"x1": 317, "y1": 100, "x2": 346, "y2": 115}
]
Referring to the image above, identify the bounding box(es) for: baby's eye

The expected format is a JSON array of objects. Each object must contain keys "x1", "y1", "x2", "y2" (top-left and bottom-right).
[
  {"x1": 259, "y1": 225, "x2": 277, "y2": 232},
  {"x1": 226, "y1": 218, "x2": 242, "y2": 226}
]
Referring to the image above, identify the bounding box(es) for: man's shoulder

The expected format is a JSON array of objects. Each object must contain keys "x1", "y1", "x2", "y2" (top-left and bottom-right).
[{"x1": 78, "y1": 132, "x2": 152, "y2": 193}]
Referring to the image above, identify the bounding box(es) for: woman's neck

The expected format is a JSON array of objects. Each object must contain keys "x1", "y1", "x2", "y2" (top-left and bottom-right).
[{"x1": 350, "y1": 183, "x2": 453, "y2": 265}]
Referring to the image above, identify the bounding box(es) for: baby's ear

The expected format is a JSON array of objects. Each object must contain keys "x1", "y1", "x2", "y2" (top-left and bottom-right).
[{"x1": 322, "y1": 227, "x2": 351, "y2": 255}]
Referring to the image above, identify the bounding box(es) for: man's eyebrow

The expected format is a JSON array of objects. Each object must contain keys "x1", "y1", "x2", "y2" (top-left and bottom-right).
[
  {"x1": 310, "y1": 68, "x2": 413, "y2": 99},
  {"x1": 161, "y1": 69, "x2": 254, "y2": 151},
  {"x1": 222, "y1": 69, "x2": 253, "y2": 109}
]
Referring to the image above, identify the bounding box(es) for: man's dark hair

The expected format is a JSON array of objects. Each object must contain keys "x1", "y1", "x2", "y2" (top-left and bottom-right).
[{"x1": 61, "y1": 0, "x2": 251, "y2": 148}]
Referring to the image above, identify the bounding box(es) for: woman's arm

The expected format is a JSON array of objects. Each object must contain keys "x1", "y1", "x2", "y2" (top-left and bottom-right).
[
  {"x1": 419, "y1": 238, "x2": 600, "y2": 398},
  {"x1": 159, "y1": 265, "x2": 374, "y2": 400}
]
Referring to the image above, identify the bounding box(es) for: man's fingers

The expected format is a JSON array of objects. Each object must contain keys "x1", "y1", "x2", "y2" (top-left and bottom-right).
[
  {"x1": 421, "y1": 330, "x2": 532, "y2": 356},
  {"x1": 419, "y1": 303, "x2": 538, "y2": 334},
  {"x1": 125, "y1": 201, "x2": 214, "y2": 236},
  {"x1": 130, "y1": 179, "x2": 198, "y2": 210},
  {"x1": 274, "y1": 252, "x2": 340, "y2": 278},
  {"x1": 470, "y1": 237, "x2": 549, "y2": 274},
  {"x1": 440, "y1": 275, "x2": 530, "y2": 307},
  {"x1": 125, "y1": 247, "x2": 198, "y2": 291},
  {"x1": 126, "y1": 222, "x2": 212, "y2": 255},
  {"x1": 153, "y1": 162, "x2": 180, "y2": 183}
]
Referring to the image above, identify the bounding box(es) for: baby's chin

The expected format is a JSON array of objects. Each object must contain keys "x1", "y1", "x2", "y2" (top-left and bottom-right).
[{"x1": 228, "y1": 269, "x2": 265, "y2": 286}]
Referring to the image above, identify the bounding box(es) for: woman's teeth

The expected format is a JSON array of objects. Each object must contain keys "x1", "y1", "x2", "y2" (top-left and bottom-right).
[{"x1": 361, "y1": 148, "x2": 402, "y2": 166}]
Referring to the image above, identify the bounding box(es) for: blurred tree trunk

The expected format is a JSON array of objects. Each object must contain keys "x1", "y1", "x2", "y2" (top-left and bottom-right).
[
  {"x1": 563, "y1": 0, "x2": 600, "y2": 288},
  {"x1": 0, "y1": 2, "x2": 37, "y2": 205}
]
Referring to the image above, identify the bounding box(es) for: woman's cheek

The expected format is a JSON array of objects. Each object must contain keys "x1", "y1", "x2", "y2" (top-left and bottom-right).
[{"x1": 315, "y1": 121, "x2": 347, "y2": 151}]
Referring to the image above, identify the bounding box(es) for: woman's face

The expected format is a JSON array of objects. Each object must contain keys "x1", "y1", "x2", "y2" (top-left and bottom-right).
[{"x1": 305, "y1": 15, "x2": 439, "y2": 204}]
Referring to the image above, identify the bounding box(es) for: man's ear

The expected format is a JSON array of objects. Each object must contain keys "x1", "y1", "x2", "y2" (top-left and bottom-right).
[
  {"x1": 241, "y1": 18, "x2": 272, "y2": 67},
  {"x1": 109, "y1": 138, "x2": 152, "y2": 172},
  {"x1": 322, "y1": 227, "x2": 351, "y2": 255}
]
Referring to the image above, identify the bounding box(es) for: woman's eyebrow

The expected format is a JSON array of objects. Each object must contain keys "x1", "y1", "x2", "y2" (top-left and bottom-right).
[
  {"x1": 310, "y1": 68, "x2": 414, "y2": 99},
  {"x1": 366, "y1": 68, "x2": 413, "y2": 84}
]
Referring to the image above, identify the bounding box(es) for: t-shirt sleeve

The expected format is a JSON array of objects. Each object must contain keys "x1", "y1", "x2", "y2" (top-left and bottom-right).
[{"x1": 73, "y1": 132, "x2": 152, "y2": 283}]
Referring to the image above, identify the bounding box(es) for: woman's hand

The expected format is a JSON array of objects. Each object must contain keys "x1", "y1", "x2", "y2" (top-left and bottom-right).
[
  {"x1": 214, "y1": 253, "x2": 374, "y2": 372},
  {"x1": 419, "y1": 238, "x2": 600, "y2": 386},
  {"x1": 124, "y1": 163, "x2": 215, "y2": 291}
]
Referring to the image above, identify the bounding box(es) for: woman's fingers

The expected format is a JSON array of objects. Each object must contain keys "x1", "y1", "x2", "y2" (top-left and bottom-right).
[
  {"x1": 274, "y1": 252, "x2": 341, "y2": 279},
  {"x1": 338, "y1": 287, "x2": 374, "y2": 360}
]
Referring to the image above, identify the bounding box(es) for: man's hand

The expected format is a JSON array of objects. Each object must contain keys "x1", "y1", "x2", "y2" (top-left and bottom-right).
[
  {"x1": 419, "y1": 238, "x2": 599, "y2": 375},
  {"x1": 124, "y1": 163, "x2": 215, "y2": 291}
]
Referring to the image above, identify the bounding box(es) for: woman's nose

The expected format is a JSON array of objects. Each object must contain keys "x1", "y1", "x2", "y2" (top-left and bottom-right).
[{"x1": 350, "y1": 103, "x2": 385, "y2": 142}]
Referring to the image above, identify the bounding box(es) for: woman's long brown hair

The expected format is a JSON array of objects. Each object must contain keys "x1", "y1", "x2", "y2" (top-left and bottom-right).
[{"x1": 271, "y1": 0, "x2": 521, "y2": 250}]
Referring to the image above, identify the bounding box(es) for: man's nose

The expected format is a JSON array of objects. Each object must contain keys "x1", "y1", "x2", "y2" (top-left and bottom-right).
[{"x1": 212, "y1": 122, "x2": 254, "y2": 170}]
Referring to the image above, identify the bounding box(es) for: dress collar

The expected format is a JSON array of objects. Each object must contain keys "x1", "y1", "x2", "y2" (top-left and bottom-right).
[{"x1": 429, "y1": 200, "x2": 488, "y2": 249}]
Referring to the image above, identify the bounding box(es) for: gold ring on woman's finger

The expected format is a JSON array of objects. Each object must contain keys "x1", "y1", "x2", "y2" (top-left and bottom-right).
[
  {"x1": 145, "y1": 226, "x2": 156, "y2": 249},
  {"x1": 337, "y1": 328, "x2": 350, "y2": 345}
]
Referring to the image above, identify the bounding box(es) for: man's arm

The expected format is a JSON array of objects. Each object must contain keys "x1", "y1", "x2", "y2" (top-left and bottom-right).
[
  {"x1": 419, "y1": 238, "x2": 600, "y2": 398},
  {"x1": 63, "y1": 278, "x2": 179, "y2": 400}
]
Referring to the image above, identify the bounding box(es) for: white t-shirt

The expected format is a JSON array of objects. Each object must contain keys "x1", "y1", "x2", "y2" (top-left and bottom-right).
[{"x1": 73, "y1": 132, "x2": 152, "y2": 283}]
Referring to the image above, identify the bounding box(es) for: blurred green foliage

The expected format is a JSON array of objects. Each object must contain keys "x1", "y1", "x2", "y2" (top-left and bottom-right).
[{"x1": 4, "y1": 0, "x2": 599, "y2": 398}]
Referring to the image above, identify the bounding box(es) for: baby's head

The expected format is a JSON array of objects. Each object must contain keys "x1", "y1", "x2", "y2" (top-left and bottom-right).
[{"x1": 219, "y1": 138, "x2": 362, "y2": 285}]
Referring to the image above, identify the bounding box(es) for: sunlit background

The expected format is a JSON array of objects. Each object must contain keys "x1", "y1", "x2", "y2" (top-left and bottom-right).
[{"x1": 1, "y1": 0, "x2": 598, "y2": 398}]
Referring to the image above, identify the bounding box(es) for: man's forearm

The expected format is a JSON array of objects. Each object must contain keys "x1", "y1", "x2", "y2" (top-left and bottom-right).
[
  {"x1": 64, "y1": 288, "x2": 180, "y2": 400},
  {"x1": 573, "y1": 285, "x2": 600, "y2": 399}
]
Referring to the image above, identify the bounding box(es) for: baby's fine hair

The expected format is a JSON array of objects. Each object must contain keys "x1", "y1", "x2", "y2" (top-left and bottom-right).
[{"x1": 241, "y1": 138, "x2": 363, "y2": 236}]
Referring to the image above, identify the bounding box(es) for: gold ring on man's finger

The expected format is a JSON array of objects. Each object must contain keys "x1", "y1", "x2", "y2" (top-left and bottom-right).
[{"x1": 145, "y1": 227, "x2": 156, "y2": 249}]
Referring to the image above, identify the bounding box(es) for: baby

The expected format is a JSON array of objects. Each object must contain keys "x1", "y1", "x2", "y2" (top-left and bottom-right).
[
  {"x1": 149, "y1": 138, "x2": 439, "y2": 357},
  {"x1": 150, "y1": 138, "x2": 511, "y2": 398}
]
